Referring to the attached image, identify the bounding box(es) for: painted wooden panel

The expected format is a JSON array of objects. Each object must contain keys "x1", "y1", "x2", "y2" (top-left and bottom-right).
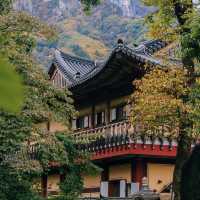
[
  {"x1": 95, "y1": 103, "x2": 107, "y2": 112},
  {"x1": 79, "y1": 107, "x2": 93, "y2": 116},
  {"x1": 83, "y1": 174, "x2": 101, "y2": 188},
  {"x1": 110, "y1": 95, "x2": 130, "y2": 107},
  {"x1": 147, "y1": 163, "x2": 174, "y2": 192},
  {"x1": 109, "y1": 163, "x2": 131, "y2": 183}
]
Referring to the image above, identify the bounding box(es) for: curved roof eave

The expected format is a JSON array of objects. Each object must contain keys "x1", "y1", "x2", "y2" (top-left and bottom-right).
[
  {"x1": 49, "y1": 40, "x2": 166, "y2": 89},
  {"x1": 68, "y1": 44, "x2": 163, "y2": 89}
]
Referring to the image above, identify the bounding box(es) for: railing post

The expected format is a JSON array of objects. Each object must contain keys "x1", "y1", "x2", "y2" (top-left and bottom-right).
[{"x1": 72, "y1": 120, "x2": 136, "y2": 151}]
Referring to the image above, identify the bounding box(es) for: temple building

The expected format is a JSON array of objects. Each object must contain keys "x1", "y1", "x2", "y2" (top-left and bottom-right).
[{"x1": 47, "y1": 40, "x2": 177, "y2": 198}]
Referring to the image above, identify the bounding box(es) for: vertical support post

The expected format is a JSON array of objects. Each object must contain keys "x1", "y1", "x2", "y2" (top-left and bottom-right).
[
  {"x1": 41, "y1": 174, "x2": 48, "y2": 198},
  {"x1": 92, "y1": 105, "x2": 95, "y2": 128},
  {"x1": 47, "y1": 121, "x2": 50, "y2": 132},
  {"x1": 131, "y1": 158, "x2": 147, "y2": 189},
  {"x1": 60, "y1": 173, "x2": 66, "y2": 183},
  {"x1": 106, "y1": 100, "x2": 111, "y2": 125},
  {"x1": 101, "y1": 165, "x2": 109, "y2": 182},
  {"x1": 101, "y1": 165, "x2": 109, "y2": 197}
]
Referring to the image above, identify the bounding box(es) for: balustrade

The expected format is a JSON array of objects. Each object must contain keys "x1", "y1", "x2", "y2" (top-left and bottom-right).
[
  {"x1": 73, "y1": 120, "x2": 135, "y2": 142},
  {"x1": 26, "y1": 120, "x2": 178, "y2": 157}
]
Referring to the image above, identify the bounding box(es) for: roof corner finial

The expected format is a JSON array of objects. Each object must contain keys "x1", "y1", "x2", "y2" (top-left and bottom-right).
[{"x1": 117, "y1": 38, "x2": 124, "y2": 45}]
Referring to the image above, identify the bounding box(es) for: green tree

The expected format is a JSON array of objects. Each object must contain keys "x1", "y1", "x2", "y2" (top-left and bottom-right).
[
  {"x1": 130, "y1": 1, "x2": 200, "y2": 199},
  {"x1": 0, "y1": 0, "x2": 99, "y2": 113},
  {"x1": 0, "y1": 58, "x2": 23, "y2": 113},
  {"x1": 81, "y1": 0, "x2": 100, "y2": 12},
  {"x1": 0, "y1": 0, "x2": 12, "y2": 14},
  {"x1": 0, "y1": 0, "x2": 24, "y2": 112},
  {"x1": 0, "y1": 2, "x2": 95, "y2": 200}
]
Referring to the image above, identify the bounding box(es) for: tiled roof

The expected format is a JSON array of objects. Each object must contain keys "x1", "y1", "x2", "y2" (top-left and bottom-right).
[{"x1": 50, "y1": 40, "x2": 167, "y2": 88}]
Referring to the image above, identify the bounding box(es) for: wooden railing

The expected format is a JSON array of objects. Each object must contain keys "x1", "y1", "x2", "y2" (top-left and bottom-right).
[
  {"x1": 73, "y1": 120, "x2": 178, "y2": 153},
  {"x1": 26, "y1": 120, "x2": 178, "y2": 157},
  {"x1": 73, "y1": 120, "x2": 136, "y2": 143},
  {"x1": 73, "y1": 120, "x2": 142, "y2": 152}
]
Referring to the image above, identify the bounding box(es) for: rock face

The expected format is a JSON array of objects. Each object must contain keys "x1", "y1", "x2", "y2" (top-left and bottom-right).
[
  {"x1": 110, "y1": 0, "x2": 155, "y2": 18},
  {"x1": 13, "y1": 0, "x2": 82, "y2": 23},
  {"x1": 13, "y1": 0, "x2": 154, "y2": 65},
  {"x1": 13, "y1": 0, "x2": 154, "y2": 23}
]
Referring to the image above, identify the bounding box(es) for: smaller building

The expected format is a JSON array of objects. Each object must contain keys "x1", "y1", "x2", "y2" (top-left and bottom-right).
[{"x1": 48, "y1": 39, "x2": 177, "y2": 198}]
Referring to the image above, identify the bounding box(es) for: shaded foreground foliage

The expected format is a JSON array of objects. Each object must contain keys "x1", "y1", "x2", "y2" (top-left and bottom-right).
[
  {"x1": 0, "y1": 0, "x2": 98, "y2": 200},
  {"x1": 181, "y1": 144, "x2": 200, "y2": 200},
  {"x1": 131, "y1": 1, "x2": 200, "y2": 200}
]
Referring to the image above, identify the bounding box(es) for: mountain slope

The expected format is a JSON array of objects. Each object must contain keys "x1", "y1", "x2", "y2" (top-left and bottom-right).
[{"x1": 14, "y1": 0, "x2": 153, "y2": 65}]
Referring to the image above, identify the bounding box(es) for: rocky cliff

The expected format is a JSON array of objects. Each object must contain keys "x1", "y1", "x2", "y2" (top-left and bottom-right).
[
  {"x1": 13, "y1": 0, "x2": 81, "y2": 23},
  {"x1": 13, "y1": 0, "x2": 153, "y2": 65},
  {"x1": 14, "y1": 0, "x2": 154, "y2": 22},
  {"x1": 110, "y1": 0, "x2": 155, "y2": 18}
]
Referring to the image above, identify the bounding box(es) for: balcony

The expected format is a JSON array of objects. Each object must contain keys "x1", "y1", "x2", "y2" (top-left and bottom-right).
[
  {"x1": 73, "y1": 120, "x2": 133, "y2": 142},
  {"x1": 26, "y1": 120, "x2": 178, "y2": 161},
  {"x1": 73, "y1": 120, "x2": 177, "y2": 154}
]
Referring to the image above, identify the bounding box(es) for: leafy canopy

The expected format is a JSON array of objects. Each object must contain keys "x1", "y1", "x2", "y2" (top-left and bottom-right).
[
  {"x1": 0, "y1": 5, "x2": 82, "y2": 200},
  {"x1": 131, "y1": 66, "x2": 198, "y2": 136},
  {"x1": 0, "y1": 3, "x2": 98, "y2": 200},
  {"x1": 131, "y1": 3, "x2": 200, "y2": 199},
  {"x1": 0, "y1": 57, "x2": 23, "y2": 113}
]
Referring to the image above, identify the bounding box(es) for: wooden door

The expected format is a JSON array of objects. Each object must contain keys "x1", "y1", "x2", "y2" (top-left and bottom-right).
[{"x1": 109, "y1": 180, "x2": 120, "y2": 197}]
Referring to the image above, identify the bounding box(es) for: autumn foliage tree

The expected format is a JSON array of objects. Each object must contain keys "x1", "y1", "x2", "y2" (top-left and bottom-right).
[
  {"x1": 131, "y1": 67, "x2": 188, "y2": 136},
  {"x1": 130, "y1": 1, "x2": 200, "y2": 200}
]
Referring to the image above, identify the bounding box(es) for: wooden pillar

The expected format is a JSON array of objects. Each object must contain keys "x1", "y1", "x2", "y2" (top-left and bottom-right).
[
  {"x1": 60, "y1": 173, "x2": 66, "y2": 183},
  {"x1": 101, "y1": 165, "x2": 109, "y2": 181},
  {"x1": 91, "y1": 105, "x2": 95, "y2": 128},
  {"x1": 41, "y1": 174, "x2": 48, "y2": 198},
  {"x1": 101, "y1": 165, "x2": 109, "y2": 198},
  {"x1": 47, "y1": 121, "x2": 50, "y2": 132},
  {"x1": 131, "y1": 158, "x2": 147, "y2": 189},
  {"x1": 106, "y1": 100, "x2": 111, "y2": 125}
]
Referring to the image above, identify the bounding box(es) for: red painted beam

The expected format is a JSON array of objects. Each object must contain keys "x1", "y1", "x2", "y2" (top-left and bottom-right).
[{"x1": 91, "y1": 144, "x2": 177, "y2": 160}]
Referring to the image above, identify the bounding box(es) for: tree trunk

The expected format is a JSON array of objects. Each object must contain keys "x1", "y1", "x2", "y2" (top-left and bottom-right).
[
  {"x1": 172, "y1": 2, "x2": 194, "y2": 195},
  {"x1": 172, "y1": 55, "x2": 194, "y2": 200},
  {"x1": 173, "y1": 64, "x2": 194, "y2": 200},
  {"x1": 161, "y1": 2, "x2": 195, "y2": 200},
  {"x1": 173, "y1": 132, "x2": 192, "y2": 200}
]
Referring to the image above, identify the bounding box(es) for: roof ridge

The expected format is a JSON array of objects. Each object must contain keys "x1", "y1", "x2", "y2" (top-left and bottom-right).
[
  {"x1": 50, "y1": 40, "x2": 167, "y2": 89},
  {"x1": 58, "y1": 50, "x2": 95, "y2": 64}
]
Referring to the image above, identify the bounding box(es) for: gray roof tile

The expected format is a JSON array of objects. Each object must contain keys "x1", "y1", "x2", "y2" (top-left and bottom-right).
[{"x1": 50, "y1": 40, "x2": 167, "y2": 88}]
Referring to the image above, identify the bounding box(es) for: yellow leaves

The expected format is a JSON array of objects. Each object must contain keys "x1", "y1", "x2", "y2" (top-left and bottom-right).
[
  {"x1": 131, "y1": 66, "x2": 190, "y2": 137},
  {"x1": 135, "y1": 67, "x2": 187, "y2": 96},
  {"x1": 0, "y1": 11, "x2": 56, "y2": 41},
  {"x1": 146, "y1": 20, "x2": 178, "y2": 42},
  {"x1": 144, "y1": 0, "x2": 194, "y2": 42}
]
